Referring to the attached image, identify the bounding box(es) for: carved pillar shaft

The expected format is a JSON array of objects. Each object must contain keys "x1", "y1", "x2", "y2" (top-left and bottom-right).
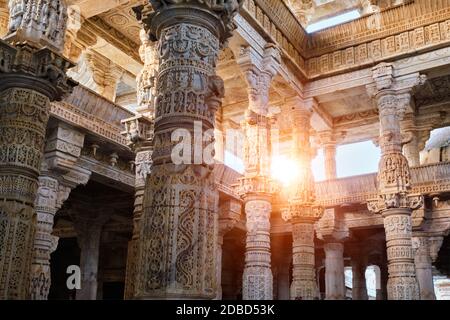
[
  {"x1": 216, "y1": 235, "x2": 225, "y2": 300},
  {"x1": 383, "y1": 209, "x2": 419, "y2": 299},
  {"x1": 324, "y1": 144, "x2": 337, "y2": 180},
  {"x1": 133, "y1": 1, "x2": 242, "y2": 299},
  {"x1": 324, "y1": 242, "x2": 345, "y2": 300},
  {"x1": 73, "y1": 213, "x2": 107, "y2": 300},
  {"x1": 238, "y1": 44, "x2": 280, "y2": 301},
  {"x1": 291, "y1": 221, "x2": 318, "y2": 299},
  {"x1": 242, "y1": 200, "x2": 273, "y2": 300},
  {"x1": 0, "y1": 0, "x2": 74, "y2": 299},
  {"x1": 412, "y1": 236, "x2": 436, "y2": 300},
  {"x1": 351, "y1": 258, "x2": 368, "y2": 300},
  {"x1": 403, "y1": 134, "x2": 420, "y2": 167},
  {"x1": 283, "y1": 98, "x2": 322, "y2": 300},
  {"x1": 30, "y1": 175, "x2": 58, "y2": 300},
  {"x1": 367, "y1": 64, "x2": 424, "y2": 300}
]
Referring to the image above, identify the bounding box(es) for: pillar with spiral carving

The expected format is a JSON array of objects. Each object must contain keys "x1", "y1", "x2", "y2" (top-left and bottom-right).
[
  {"x1": 132, "y1": 0, "x2": 243, "y2": 299},
  {"x1": 0, "y1": 0, "x2": 75, "y2": 299},
  {"x1": 367, "y1": 63, "x2": 427, "y2": 300}
]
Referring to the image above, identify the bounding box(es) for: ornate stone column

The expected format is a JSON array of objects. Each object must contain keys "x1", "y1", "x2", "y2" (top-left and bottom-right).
[
  {"x1": 30, "y1": 123, "x2": 90, "y2": 300},
  {"x1": 237, "y1": 43, "x2": 280, "y2": 300},
  {"x1": 317, "y1": 131, "x2": 346, "y2": 180},
  {"x1": 323, "y1": 243, "x2": 345, "y2": 300},
  {"x1": 351, "y1": 254, "x2": 368, "y2": 300},
  {"x1": 282, "y1": 97, "x2": 322, "y2": 300},
  {"x1": 317, "y1": 208, "x2": 350, "y2": 300},
  {"x1": 132, "y1": 1, "x2": 243, "y2": 300},
  {"x1": 122, "y1": 115, "x2": 153, "y2": 300},
  {"x1": 412, "y1": 235, "x2": 443, "y2": 300},
  {"x1": 216, "y1": 200, "x2": 241, "y2": 299},
  {"x1": 400, "y1": 113, "x2": 431, "y2": 167},
  {"x1": 0, "y1": 0, "x2": 8, "y2": 37},
  {"x1": 72, "y1": 209, "x2": 109, "y2": 300},
  {"x1": 121, "y1": 20, "x2": 159, "y2": 300},
  {"x1": 0, "y1": 0, "x2": 75, "y2": 299},
  {"x1": 367, "y1": 63, "x2": 426, "y2": 300}
]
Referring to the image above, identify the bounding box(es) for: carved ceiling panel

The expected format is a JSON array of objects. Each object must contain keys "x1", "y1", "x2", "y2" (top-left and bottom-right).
[
  {"x1": 415, "y1": 75, "x2": 450, "y2": 108},
  {"x1": 98, "y1": 1, "x2": 145, "y2": 45}
]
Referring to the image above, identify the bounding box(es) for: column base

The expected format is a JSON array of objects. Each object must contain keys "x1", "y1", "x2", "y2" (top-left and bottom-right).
[{"x1": 243, "y1": 267, "x2": 273, "y2": 300}]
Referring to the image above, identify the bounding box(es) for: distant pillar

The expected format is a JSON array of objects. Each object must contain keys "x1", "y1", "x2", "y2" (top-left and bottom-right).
[{"x1": 324, "y1": 243, "x2": 345, "y2": 300}]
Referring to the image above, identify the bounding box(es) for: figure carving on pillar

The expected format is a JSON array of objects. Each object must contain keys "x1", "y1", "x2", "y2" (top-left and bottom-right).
[
  {"x1": 132, "y1": 0, "x2": 243, "y2": 300},
  {"x1": 121, "y1": 115, "x2": 154, "y2": 300},
  {"x1": 367, "y1": 62, "x2": 427, "y2": 300},
  {"x1": 6, "y1": 0, "x2": 68, "y2": 52}
]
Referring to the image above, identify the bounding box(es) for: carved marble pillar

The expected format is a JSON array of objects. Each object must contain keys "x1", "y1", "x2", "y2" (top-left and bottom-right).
[
  {"x1": 242, "y1": 200, "x2": 273, "y2": 300},
  {"x1": 317, "y1": 130, "x2": 345, "y2": 180},
  {"x1": 133, "y1": 1, "x2": 243, "y2": 300},
  {"x1": 0, "y1": 0, "x2": 75, "y2": 299},
  {"x1": 400, "y1": 113, "x2": 431, "y2": 167},
  {"x1": 30, "y1": 123, "x2": 90, "y2": 300},
  {"x1": 0, "y1": 0, "x2": 8, "y2": 37},
  {"x1": 351, "y1": 256, "x2": 368, "y2": 300},
  {"x1": 317, "y1": 207, "x2": 350, "y2": 300},
  {"x1": 216, "y1": 200, "x2": 241, "y2": 299},
  {"x1": 412, "y1": 235, "x2": 443, "y2": 300},
  {"x1": 237, "y1": 44, "x2": 280, "y2": 300},
  {"x1": 367, "y1": 63, "x2": 426, "y2": 300},
  {"x1": 72, "y1": 210, "x2": 109, "y2": 300},
  {"x1": 282, "y1": 98, "x2": 322, "y2": 300},
  {"x1": 122, "y1": 116, "x2": 153, "y2": 300},
  {"x1": 324, "y1": 144, "x2": 337, "y2": 180},
  {"x1": 324, "y1": 243, "x2": 345, "y2": 300}
]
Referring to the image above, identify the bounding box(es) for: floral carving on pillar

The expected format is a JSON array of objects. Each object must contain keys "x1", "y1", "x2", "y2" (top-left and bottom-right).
[
  {"x1": 242, "y1": 200, "x2": 273, "y2": 300},
  {"x1": 366, "y1": 62, "x2": 427, "y2": 300},
  {"x1": 133, "y1": 0, "x2": 243, "y2": 299},
  {"x1": 0, "y1": 12, "x2": 75, "y2": 298}
]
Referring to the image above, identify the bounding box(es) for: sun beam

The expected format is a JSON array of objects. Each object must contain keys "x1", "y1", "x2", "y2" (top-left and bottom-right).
[{"x1": 270, "y1": 155, "x2": 300, "y2": 186}]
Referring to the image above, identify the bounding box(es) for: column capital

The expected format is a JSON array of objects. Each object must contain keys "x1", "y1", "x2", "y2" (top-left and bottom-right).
[
  {"x1": 237, "y1": 44, "x2": 281, "y2": 115},
  {"x1": 367, "y1": 63, "x2": 427, "y2": 96},
  {"x1": 0, "y1": 42, "x2": 76, "y2": 100},
  {"x1": 136, "y1": 0, "x2": 243, "y2": 46},
  {"x1": 316, "y1": 208, "x2": 350, "y2": 243},
  {"x1": 282, "y1": 204, "x2": 323, "y2": 224}
]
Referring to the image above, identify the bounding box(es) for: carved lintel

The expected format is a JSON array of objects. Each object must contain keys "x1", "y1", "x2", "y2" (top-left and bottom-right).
[{"x1": 367, "y1": 193, "x2": 423, "y2": 214}]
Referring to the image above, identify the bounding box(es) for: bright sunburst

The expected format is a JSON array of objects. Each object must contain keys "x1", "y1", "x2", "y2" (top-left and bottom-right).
[{"x1": 270, "y1": 155, "x2": 299, "y2": 186}]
